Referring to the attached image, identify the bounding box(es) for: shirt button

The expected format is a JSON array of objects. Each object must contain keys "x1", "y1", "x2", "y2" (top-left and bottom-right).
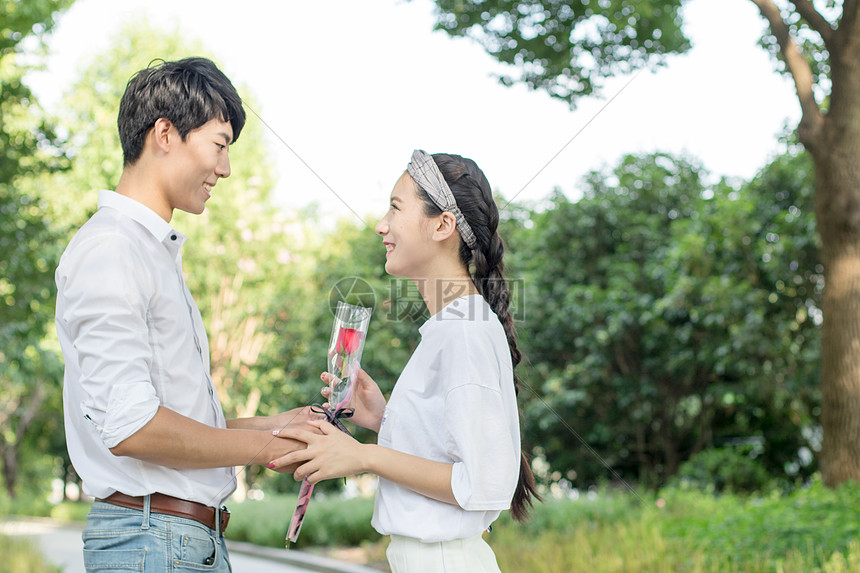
[{"x1": 170, "y1": 234, "x2": 177, "y2": 240}]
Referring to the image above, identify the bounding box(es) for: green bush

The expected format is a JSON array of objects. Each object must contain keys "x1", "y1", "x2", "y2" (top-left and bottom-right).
[
  {"x1": 665, "y1": 478, "x2": 860, "y2": 569},
  {"x1": 0, "y1": 492, "x2": 54, "y2": 519},
  {"x1": 301, "y1": 496, "x2": 379, "y2": 546},
  {"x1": 486, "y1": 477, "x2": 860, "y2": 572},
  {"x1": 0, "y1": 488, "x2": 89, "y2": 523},
  {"x1": 227, "y1": 480, "x2": 860, "y2": 571},
  {"x1": 9, "y1": 477, "x2": 849, "y2": 572},
  {"x1": 50, "y1": 501, "x2": 90, "y2": 522},
  {"x1": 674, "y1": 445, "x2": 772, "y2": 493},
  {"x1": 490, "y1": 488, "x2": 644, "y2": 536},
  {"x1": 225, "y1": 493, "x2": 380, "y2": 549},
  {"x1": 0, "y1": 534, "x2": 60, "y2": 573}
]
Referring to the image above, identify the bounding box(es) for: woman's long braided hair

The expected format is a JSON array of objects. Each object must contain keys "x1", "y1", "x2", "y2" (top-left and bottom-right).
[{"x1": 415, "y1": 152, "x2": 540, "y2": 522}]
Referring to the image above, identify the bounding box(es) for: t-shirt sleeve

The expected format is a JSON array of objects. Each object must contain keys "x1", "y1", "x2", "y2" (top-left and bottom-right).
[
  {"x1": 441, "y1": 327, "x2": 519, "y2": 511},
  {"x1": 57, "y1": 234, "x2": 161, "y2": 448}
]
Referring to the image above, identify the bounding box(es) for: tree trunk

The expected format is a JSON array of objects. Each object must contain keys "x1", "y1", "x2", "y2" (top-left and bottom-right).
[
  {"x1": 0, "y1": 379, "x2": 47, "y2": 498},
  {"x1": 1, "y1": 446, "x2": 18, "y2": 498},
  {"x1": 813, "y1": 38, "x2": 860, "y2": 483},
  {"x1": 815, "y1": 157, "x2": 860, "y2": 484}
]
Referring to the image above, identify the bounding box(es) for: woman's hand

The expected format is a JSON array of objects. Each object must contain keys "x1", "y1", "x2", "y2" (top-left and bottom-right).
[
  {"x1": 269, "y1": 419, "x2": 367, "y2": 483},
  {"x1": 321, "y1": 367, "x2": 386, "y2": 432},
  {"x1": 271, "y1": 418, "x2": 458, "y2": 504}
]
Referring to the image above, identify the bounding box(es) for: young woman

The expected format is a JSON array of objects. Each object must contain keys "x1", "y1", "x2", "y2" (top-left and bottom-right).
[{"x1": 272, "y1": 150, "x2": 539, "y2": 572}]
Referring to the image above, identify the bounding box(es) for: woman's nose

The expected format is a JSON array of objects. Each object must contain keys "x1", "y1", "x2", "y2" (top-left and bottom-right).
[{"x1": 375, "y1": 217, "x2": 387, "y2": 236}]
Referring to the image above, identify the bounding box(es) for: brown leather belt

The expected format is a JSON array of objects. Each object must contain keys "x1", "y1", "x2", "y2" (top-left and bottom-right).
[{"x1": 100, "y1": 492, "x2": 230, "y2": 533}]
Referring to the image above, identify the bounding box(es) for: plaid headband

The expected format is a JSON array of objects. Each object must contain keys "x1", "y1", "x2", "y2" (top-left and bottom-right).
[{"x1": 406, "y1": 149, "x2": 477, "y2": 250}]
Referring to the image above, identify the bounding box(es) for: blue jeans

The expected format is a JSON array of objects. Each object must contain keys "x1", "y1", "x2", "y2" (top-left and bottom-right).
[{"x1": 82, "y1": 498, "x2": 232, "y2": 572}]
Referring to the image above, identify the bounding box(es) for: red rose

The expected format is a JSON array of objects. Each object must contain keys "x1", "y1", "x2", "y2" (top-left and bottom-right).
[{"x1": 335, "y1": 327, "x2": 363, "y2": 355}]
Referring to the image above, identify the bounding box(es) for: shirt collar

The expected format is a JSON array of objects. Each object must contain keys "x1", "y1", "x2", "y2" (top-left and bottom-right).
[
  {"x1": 97, "y1": 190, "x2": 187, "y2": 246},
  {"x1": 419, "y1": 294, "x2": 485, "y2": 336}
]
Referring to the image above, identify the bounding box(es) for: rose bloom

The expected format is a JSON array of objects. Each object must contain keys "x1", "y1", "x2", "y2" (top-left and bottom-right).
[{"x1": 336, "y1": 327, "x2": 363, "y2": 355}]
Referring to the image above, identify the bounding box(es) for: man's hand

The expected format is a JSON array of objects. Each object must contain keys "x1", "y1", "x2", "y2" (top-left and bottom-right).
[{"x1": 110, "y1": 406, "x2": 312, "y2": 472}]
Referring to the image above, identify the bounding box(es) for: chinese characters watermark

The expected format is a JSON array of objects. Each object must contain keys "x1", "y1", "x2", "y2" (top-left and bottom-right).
[{"x1": 328, "y1": 276, "x2": 526, "y2": 322}]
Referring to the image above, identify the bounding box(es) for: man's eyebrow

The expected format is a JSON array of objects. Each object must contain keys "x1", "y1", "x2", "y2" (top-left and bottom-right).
[
  {"x1": 390, "y1": 195, "x2": 402, "y2": 203},
  {"x1": 219, "y1": 132, "x2": 233, "y2": 145}
]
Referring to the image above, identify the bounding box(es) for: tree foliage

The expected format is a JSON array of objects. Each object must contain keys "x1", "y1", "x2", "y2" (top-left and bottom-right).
[
  {"x1": 427, "y1": 0, "x2": 860, "y2": 487},
  {"x1": 0, "y1": 0, "x2": 72, "y2": 56},
  {"x1": 2, "y1": 3, "x2": 832, "y2": 502},
  {"x1": 515, "y1": 150, "x2": 820, "y2": 487},
  {"x1": 428, "y1": 0, "x2": 689, "y2": 103},
  {"x1": 0, "y1": 0, "x2": 73, "y2": 497}
]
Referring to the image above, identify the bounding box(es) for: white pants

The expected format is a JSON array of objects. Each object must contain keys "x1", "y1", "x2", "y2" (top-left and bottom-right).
[{"x1": 386, "y1": 533, "x2": 502, "y2": 573}]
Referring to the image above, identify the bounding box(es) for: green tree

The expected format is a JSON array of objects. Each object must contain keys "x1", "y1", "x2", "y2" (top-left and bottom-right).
[
  {"x1": 0, "y1": 0, "x2": 73, "y2": 497},
  {"x1": 517, "y1": 151, "x2": 819, "y2": 487},
  {"x1": 429, "y1": 0, "x2": 857, "y2": 487}
]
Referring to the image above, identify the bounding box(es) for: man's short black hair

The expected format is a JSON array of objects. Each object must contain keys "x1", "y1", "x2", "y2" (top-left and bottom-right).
[{"x1": 118, "y1": 57, "x2": 246, "y2": 166}]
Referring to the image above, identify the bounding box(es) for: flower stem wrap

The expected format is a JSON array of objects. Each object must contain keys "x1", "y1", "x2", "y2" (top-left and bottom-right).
[{"x1": 285, "y1": 301, "x2": 371, "y2": 547}]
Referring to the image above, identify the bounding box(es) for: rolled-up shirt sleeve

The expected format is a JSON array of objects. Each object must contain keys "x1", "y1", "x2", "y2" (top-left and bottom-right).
[
  {"x1": 440, "y1": 328, "x2": 519, "y2": 512},
  {"x1": 447, "y1": 384, "x2": 518, "y2": 510},
  {"x1": 58, "y1": 234, "x2": 161, "y2": 448}
]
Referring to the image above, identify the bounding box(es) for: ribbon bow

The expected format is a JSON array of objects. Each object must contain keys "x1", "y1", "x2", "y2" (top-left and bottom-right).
[{"x1": 311, "y1": 403, "x2": 355, "y2": 438}]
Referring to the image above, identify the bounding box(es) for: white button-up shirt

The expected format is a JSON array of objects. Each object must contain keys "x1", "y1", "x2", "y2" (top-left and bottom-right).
[
  {"x1": 372, "y1": 294, "x2": 521, "y2": 542},
  {"x1": 55, "y1": 190, "x2": 235, "y2": 507}
]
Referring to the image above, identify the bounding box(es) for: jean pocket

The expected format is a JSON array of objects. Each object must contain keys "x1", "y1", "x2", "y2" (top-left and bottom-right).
[
  {"x1": 82, "y1": 548, "x2": 145, "y2": 571},
  {"x1": 174, "y1": 529, "x2": 219, "y2": 570}
]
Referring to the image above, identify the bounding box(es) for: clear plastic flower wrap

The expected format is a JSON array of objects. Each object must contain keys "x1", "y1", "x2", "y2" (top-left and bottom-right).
[
  {"x1": 327, "y1": 302, "x2": 372, "y2": 409},
  {"x1": 286, "y1": 301, "x2": 372, "y2": 546}
]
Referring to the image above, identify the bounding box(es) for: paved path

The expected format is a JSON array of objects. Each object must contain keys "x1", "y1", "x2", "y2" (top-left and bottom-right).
[{"x1": 0, "y1": 518, "x2": 381, "y2": 573}]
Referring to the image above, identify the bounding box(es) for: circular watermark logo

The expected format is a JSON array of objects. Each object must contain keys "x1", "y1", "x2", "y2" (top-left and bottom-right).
[{"x1": 328, "y1": 276, "x2": 376, "y2": 315}]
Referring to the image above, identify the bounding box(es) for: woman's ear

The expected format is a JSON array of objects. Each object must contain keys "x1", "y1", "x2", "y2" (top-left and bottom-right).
[{"x1": 432, "y1": 211, "x2": 458, "y2": 242}]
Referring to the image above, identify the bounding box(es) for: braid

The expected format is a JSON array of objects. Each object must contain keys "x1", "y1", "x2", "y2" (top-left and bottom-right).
[
  {"x1": 419, "y1": 153, "x2": 540, "y2": 522},
  {"x1": 470, "y1": 218, "x2": 522, "y2": 374},
  {"x1": 471, "y1": 219, "x2": 538, "y2": 522}
]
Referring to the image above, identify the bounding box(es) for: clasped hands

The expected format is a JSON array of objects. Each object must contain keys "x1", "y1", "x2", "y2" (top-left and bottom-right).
[{"x1": 268, "y1": 368, "x2": 386, "y2": 483}]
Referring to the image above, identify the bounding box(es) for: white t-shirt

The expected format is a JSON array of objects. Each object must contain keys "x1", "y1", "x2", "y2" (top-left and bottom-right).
[
  {"x1": 55, "y1": 190, "x2": 235, "y2": 507},
  {"x1": 371, "y1": 294, "x2": 521, "y2": 543}
]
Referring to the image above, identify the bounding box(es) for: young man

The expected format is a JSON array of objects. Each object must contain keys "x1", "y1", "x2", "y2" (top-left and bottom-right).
[{"x1": 55, "y1": 57, "x2": 307, "y2": 571}]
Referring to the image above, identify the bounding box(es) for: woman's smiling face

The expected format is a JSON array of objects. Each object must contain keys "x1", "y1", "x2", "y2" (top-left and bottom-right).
[{"x1": 375, "y1": 171, "x2": 437, "y2": 279}]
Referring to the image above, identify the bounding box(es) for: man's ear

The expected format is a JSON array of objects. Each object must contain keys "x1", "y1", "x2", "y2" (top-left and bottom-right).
[
  {"x1": 150, "y1": 118, "x2": 175, "y2": 155},
  {"x1": 432, "y1": 211, "x2": 458, "y2": 242}
]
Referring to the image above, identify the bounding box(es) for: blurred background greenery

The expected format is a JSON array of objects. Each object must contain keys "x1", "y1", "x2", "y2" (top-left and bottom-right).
[{"x1": 2, "y1": 1, "x2": 858, "y2": 572}]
